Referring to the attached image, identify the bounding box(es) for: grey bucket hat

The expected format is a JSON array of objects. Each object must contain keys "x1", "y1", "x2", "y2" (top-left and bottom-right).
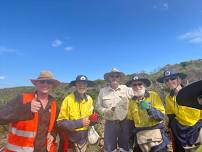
[{"x1": 104, "y1": 68, "x2": 125, "y2": 81}]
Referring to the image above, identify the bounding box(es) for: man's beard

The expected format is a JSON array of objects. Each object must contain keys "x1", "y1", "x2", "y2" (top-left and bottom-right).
[{"x1": 133, "y1": 88, "x2": 145, "y2": 97}]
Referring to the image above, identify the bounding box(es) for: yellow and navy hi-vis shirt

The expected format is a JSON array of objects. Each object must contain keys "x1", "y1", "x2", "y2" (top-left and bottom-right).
[
  {"x1": 128, "y1": 91, "x2": 165, "y2": 128},
  {"x1": 165, "y1": 94, "x2": 202, "y2": 126},
  {"x1": 57, "y1": 92, "x2": 93, "y2": 131}
]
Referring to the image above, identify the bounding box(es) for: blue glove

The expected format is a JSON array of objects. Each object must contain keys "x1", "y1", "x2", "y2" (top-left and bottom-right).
[{"x1": 139, "y1": 100, "x2": 151, "y2": 110}]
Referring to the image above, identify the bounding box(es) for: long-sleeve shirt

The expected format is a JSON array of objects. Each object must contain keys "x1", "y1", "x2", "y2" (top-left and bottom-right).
[
  {"x1": 96, "y1": 85, "x2": 134, "y2": 120},
  {"x1": 0, "y1": 94, "x2": 59, "y2": 152},
  {"x1": 128, "y1": 91, "x2": 165, "y2": 128},
  {"x1": 57, "y1": 92, "x2": 93, "y2": 144}
]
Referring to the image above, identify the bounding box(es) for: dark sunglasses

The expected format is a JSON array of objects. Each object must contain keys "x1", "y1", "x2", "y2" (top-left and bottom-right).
[
  {"x1": 164, "y1": 76, "x2": 177, "y2": 82},
  {"x1": 39, "y1": 80, "x2": 52, "y2": 84},
  {"x1": 132, "y1": 82, "x2": 144, "y2": 87},
  {"x1": 110, "y1": 75, "x2": 120, "y2": 78}
]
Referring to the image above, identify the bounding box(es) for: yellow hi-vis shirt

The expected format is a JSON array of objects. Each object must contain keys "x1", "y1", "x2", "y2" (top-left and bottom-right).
[
  {"x1": 57, "y1": 92, "x2": 94, "y2": 131},
  {"x1": 128, "y1": 91, "x2": 165, "y2": 128},
  {"x1": 165, "y1": 95, "x2": 202, "y2": 126}
]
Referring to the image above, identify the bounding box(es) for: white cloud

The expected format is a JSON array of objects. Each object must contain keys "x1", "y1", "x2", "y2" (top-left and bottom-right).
[
  {"x1": 0, "y1": 46, "x2": 16, "y2": 55},
  {"x1": 0, "y1": 76, "x2": 6, "y2": 80},
  {"x1": 179, "y1": 27, "x2": 202, "y2": 44},
  {"x1": 64, "y1": 46, "x2": 73, "y2": 52},
  {"x1": 51, "y1": 39, "x2": 63, "y2": 47},
  {"x1": 0, "y1": 46, "x2": 22, "y2": 56},
  {"x1": 163, "y1": 3, "x2": 168, "y2": 10},
  {"x1": 153, "y1": 2, "x2": 168, "y2": 11}
]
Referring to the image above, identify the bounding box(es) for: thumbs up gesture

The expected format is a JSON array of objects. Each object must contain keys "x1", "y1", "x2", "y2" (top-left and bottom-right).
[{"x1": 31, "y1": 94, "x2": 41, "y2": 112}]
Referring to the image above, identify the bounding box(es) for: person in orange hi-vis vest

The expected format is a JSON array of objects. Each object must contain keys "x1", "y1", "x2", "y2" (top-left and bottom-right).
[{"x1": 0, "y1": 71, "x2": 60, "y2": 152}]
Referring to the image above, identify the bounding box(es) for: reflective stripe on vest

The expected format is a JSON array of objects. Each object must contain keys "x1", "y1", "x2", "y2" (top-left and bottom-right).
[
  {"x1": 7, "y1": 143, "x2": 34, "y2": 152},
  {"x1": 11, "y1": 127, "x2": 36, "y2": 138},
  {"x1": 6, "y1": 93, "x2": 57, "y2": 152}
]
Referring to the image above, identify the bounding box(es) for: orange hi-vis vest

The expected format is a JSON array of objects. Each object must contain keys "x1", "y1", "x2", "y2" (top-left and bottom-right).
[{"x1": 5, "y1": 93, "x2": 57, "y2": 152}]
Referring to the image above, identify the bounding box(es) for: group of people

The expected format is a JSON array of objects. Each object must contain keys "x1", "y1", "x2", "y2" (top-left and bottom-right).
[{"x1": 0, "y1": 68, "x2": 202, "y2": 152}]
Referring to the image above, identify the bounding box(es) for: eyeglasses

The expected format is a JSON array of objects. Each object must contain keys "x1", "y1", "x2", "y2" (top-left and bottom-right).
[
  {"x1": 39, "y1": 80, "x2": 52, "y2": 85},
  {"x1": 132, "y1": 83, "x2": 144, "y2": 87},
  {"x1": 110, "y1": 75, "x2": 120, "y2": 78},
  {"x1": 164, "y1": 76, "x2": 177, "y2": 83}
]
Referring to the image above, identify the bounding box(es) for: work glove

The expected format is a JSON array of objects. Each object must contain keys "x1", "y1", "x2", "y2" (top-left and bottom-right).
[{"x1": 139, "y1": 100, "x2": 151, "y2": 110}]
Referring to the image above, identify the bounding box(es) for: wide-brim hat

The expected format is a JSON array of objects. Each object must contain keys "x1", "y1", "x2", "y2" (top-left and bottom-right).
[
  {"x1": 31, "y1": 71, "x2": 60, "y2": 88},
  {"x1": 126, "y1": 75, "x2": 151, "y2": 87},
  {"x1": 104, "y1": 68, "x2": 125, "y2": 81},
  {"x1": 157, "y1": 70, "x2": 187, "y2": 83},
  {"x1": 69, "y1": 75, "x2": 94, "y2": 87},
  {"x1": 176, "y1": 80, "x2": 202, "y2": 110}
]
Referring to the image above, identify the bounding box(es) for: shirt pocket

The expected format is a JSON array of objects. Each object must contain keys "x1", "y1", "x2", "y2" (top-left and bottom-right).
[{"x1": 102, "y1": 96, "x2": 114, "y2": 108}]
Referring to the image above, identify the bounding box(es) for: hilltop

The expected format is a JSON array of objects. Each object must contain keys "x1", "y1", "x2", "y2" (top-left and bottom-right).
[{"x1": 1, "y1": 59, "x2": 202, "y2": 106}]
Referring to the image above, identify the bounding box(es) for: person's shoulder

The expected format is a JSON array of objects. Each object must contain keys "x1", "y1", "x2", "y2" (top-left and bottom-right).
[
  {"x1": 148, "y1": 90, "x2": 159, "y2": 96},
  {"x1": 86, "y1": 94, "x2": 93, "y2": 101},
  {"x1": 62, "y1": 92, "x2": 74, "y2": 101},
  {"x1": 119, "y1": 84, "x2": 130, "y2": 90},
  {"x1": 99, "y1": 86, "x2": 110, "y2": 92}
]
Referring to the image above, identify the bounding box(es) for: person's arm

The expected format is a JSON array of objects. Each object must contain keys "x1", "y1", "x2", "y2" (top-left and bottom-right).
[
  {"x1": 57, "y1": 96, "x2": 84, "y2": 131},
  {"x1": 147, "y1": 92, "x2": 165, "y2": 120},
  {"x1": 57, "y1": 119, "x2": 84, "y2": 131},
  {"x1": 95, "y1": 90, "x2": 107, "y2": 114},
  {"x1": 147, "y1": 107, "x2": 165, "y2": 120},
  {"x1": 0, "y1": 95, "x2": 33, "y2": 125}
]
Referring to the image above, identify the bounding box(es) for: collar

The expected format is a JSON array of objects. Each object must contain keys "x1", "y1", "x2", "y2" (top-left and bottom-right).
[
  {"x1": 74, "y1": 91, "x2": 88, "y2": 102},
  {"x1": 108, "y1": 85, "x2": 121, "y2": 91},
  {"x1": 169, "y1": 84, "x2": 184, "y2": 97}
]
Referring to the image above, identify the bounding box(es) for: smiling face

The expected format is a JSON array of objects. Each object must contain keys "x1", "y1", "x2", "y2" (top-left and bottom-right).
[
  {"x1": 75, "y1": 81, "x2": 88, "y2": 94},
  {"x1": 131, "y1": 81, "x2": 145, "y2": 97},
  {"x1": 35, "y1": 80, "x2": 53, "y2": 94}
]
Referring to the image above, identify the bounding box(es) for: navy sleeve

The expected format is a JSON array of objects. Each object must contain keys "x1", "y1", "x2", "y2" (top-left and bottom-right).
[
  {"x1": 57, "y1": 119, "x2": 83, "y2": 131},
  {"x1": 147, "y1": 107, "x2": 164, "y2": 120}
]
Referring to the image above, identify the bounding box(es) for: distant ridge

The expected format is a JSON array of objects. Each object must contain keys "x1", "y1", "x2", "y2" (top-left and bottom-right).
[{"x1": 1, "y1": 59, "x2": 202, "y2": 105}]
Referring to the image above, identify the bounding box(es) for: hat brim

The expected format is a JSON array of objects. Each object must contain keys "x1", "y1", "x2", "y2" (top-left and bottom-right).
[
  {"x1": 157, "y1": 73, "x2": 187, "y2": 83},
  {"x1": 126, "y1": 78, "x2": 151, "y2": 87},
  {"x1": 69, "y1": 80, "x2": 94, "y2": 87},
  {"x1": 104, "y1": 71, "x2": 125, "y2": 81},
  {"x1": 176, "y1": 80, "x2": 202, "y2": 110},
  {"x1": 31, "y1": 78, "x2": 60, "y2": 88}
]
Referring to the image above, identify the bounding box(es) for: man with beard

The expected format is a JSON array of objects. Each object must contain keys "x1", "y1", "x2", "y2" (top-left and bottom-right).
[
  {"x1": 127, "y1": 75, "x2": 168, "y2": 152},
  {"x1": 96, "y1": 68, "x2": 134, "y2": 152}
]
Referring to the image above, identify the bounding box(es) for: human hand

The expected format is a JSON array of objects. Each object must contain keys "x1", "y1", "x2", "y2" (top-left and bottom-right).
[
  {"x1": 31, "y1": 94, "x2": 41, "y2": 112},
  {"x1": 139, "y1": 100, "x2": 151, "y2": 110},
  {"x1": 83, "y1": 118, "x2": 90, "y2": 127},
  {"x1": 104, "y1": 108, "x2": 114, "y2": 117},
  {"x1": 111, "y1": 107, "x2": 115, "y2": 112},
  {"x1": 47, "y1": 133, "x2": 54, "y2": 151}
]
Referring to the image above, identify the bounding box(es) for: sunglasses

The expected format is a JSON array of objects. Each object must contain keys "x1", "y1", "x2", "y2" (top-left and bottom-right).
[
  {"x1": 132, "y1": 82, "x2": 144, "y2": 87},
  {"x1": 164, "y1": 76, "x2": 177, "y2": 82},
  {"x1": 39, "y1": 80, "x2": 53, "y2": 85},
  {"x1": 110, "y1": 75, "x2": 120, "y2": 78}
]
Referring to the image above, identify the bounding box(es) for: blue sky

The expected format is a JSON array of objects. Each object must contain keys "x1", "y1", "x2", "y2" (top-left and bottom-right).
[{"x1": 0, "y1": 0, "x2": 202, "y2": 88}]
